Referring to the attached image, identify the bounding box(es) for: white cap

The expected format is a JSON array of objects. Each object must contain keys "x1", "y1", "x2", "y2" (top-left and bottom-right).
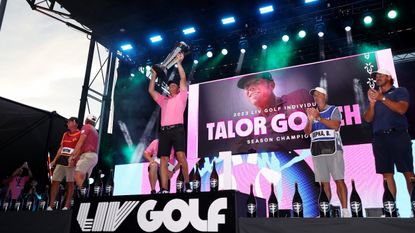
[
  {"x1": 86, "y1": 114, "x2": 97, "y2": 123},
  {"x1": 309, "y1": 87, "x2": 327, "y2": 96},
  {"x1": 373, "y1": 69, "x2": 392, "y2": 76}
]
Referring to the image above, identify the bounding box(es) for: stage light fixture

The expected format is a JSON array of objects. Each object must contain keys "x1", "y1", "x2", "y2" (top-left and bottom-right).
[
  {"x1": 305, "y1": 0, "x2": 319, "y2": 4},
  {"x1": 121, "y1": 44, "x2": 133, "y2": 51},
  {"x1": 282, "y1": 34, "x2": 289, "y2": 42},
  {"x1": 259, "y1": 5, "x2": 274, "y2": 14},
  {"x1": 387, "y1": 9, "x2": 398, "y2": 19},
  {"x1": 222, "y1": 17, "x2": 235, "y2": 25},
  {"x1": 262, "y1": 44, "x2": 268, "y2": 50},
  {"x1": 221, "y1": 49, "x2": 228, "y2": 55},
  {"x1": 239, "y1": 36, "x2": 249, "y2": 53},
  {"x1": 193, "y1": 60, "x2": 199, "y2": 64},
  {"x1": 363, "y1": 16, "x2": 373, "y2": 25},
  {"x1": 207, "y1": 51, "x2": 213, "y2": 58},
  {"x1": 318, "y1": 31, "x2": 324, "y2": 37},
  {"x1": 344, "y1": 26, "x2": 351, "y2": 32},
  {"x1": 150, "y1": 35, "x2": 162, "y2": 43},
  {"x1": 183, "y1": 27, "x2": 196, "y2": 35},
  {"x1": 298, "y1": 30, "x2": 307, "y2": 38}
]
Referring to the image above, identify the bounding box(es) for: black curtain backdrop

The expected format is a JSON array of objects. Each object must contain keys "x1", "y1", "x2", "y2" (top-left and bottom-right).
[
  {"x1": 395, "y1": 60, "x2": 415, "y2": 137},
  {"x1": 0, "y1": 97, "x2": 67, "y2": 192}
]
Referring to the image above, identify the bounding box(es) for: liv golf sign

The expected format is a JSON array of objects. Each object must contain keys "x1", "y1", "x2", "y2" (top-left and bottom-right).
[{"x1": 71, "y1": 191, "x2": 241, "y2": 233}]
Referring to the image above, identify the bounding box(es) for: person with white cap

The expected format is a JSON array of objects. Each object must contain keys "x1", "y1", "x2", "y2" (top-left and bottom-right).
[
  {"x1": 304, "y1": 87, "x2": 350, "y2": 217},
  {"x1": 70, "y1": 114, "x2": 99, "y2": 189},
  {"x1": 363, "y1": 69, "x2": 414, "y2": 198}
]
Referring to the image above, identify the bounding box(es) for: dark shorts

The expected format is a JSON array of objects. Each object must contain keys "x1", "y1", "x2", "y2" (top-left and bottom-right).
[
  {"x1": 372, "y1": 129, "x2": 413, "y2": 174},
  {"x1": 157, "y1": 124, "x2": 186, "y2": 157}
]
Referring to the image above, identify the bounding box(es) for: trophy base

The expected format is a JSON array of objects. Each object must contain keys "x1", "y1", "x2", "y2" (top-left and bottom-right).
[{"x1": 152, "y1": 64, "x2": 168, "y2": 81}]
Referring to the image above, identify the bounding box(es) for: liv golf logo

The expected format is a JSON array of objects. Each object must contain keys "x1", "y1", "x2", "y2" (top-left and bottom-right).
[{"x1": 76, "y1": 198, "x2": 227, "y2": 232}]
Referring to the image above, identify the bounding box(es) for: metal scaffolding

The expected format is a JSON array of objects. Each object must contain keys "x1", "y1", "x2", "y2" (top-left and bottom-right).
[{"x1": 25, "y1": 0, "x2": 118, "y2": 154}]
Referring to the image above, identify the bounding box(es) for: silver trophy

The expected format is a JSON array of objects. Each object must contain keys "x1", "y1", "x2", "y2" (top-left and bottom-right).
[
  {"x1": 365, "y1": 62, "x2": 376, "y2": 89},
  {"x1": 153, "y1": 41, "x2": 190, "y2": 81}
]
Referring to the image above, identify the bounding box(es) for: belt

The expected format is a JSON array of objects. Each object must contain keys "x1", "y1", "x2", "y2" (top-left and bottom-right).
[
  {"x1": 375, "y1": 128, "x2": 406, "y2": 135},
  {"x1": 160, "y1": 124, "x2": 183, "y2": 131}
]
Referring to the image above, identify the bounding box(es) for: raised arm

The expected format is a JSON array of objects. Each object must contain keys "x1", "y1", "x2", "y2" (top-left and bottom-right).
[
  {"x1": 148, "y1": 68, "x2": 158, "y2": 101},
  {"x1": 176, "y1": 53, "x2": 186, "y2": 91}
]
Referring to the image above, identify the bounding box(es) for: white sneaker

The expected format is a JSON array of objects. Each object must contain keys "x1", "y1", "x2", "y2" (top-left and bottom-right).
[
  {"x1": 46, "y1": 206, "x2": 53, "y2": 211},
  {"x1": 62, "y1": 207, "x2": 68, "y2": 210},
  {"x1": 342, "y1": 208, "x2": 351, "y2": 218}
]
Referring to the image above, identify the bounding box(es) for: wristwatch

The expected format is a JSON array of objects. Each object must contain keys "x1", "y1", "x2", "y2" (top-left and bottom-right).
[
  {"x1": 381, "y1": 96, "x2": 386, "y2": 102},
  {"x1": 316, "y1": 117, "x2": 321, "y2": 122}
]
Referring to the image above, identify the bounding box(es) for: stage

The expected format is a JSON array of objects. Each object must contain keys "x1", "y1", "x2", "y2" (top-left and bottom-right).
[{"x1": 1, "y1": 210, "x2": 415, "y2": 233}]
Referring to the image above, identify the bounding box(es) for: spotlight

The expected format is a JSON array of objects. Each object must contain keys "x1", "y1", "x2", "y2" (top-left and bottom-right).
[
  {"x1": 150, "y1": 35, "x2": 162, "y2": 43},
  {"x1": 344, "y1": 26, "x2": 351, "y2": 32},
  {"x1": 387, "y1": 9, "x2": 398, "y2": 19},
  {"x1": 207, "y1": 51, "x2": 213, "y2": 58},
  {"x1": 222, "y1": 17, "x2": 235, "y2": 25},
  {"x1": 183, "y1": 27, "x2": 196, "y2": 35},
  {"x1": 363, "y1": 16, "x2": 373, "y2": 25},
  {"x1": 298, "y1": 30, "x2": 307, "y2": 38},
  {"x1": 305, "y1": 0, "x2": 319, "y2": 3},
  {"x1": 240, "y1": 48, "x2": 246, "y2": 54},
  {"x1": 193, "y1": 60, "x2": 199, "y2": 64},
  {"x1": 315, "y1": 21, "x2": 326, "y2": 38},
  {"x1": 259, "y1": 5, "x2": 274, "y2": 14},
  {"x1": 262, "y1": 44, "x2": 268, "y2": 50},
  {"x1": 282, "y1": 34, "x2": 289, "y2": 42},
  {"x1": 130, "y1": 73, "x2": 135, "y2": 77},
  {"x1": 221, "y1": 49, "x2": 228, "y2": 55},
  {"x1": 120, "y1": 44, "x2": 133, "y2": 51}
]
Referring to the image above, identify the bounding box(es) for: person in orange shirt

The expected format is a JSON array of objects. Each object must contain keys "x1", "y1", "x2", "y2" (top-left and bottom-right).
[{"x1": 48, "y1": 117, "x2": 80, "y2": 210}]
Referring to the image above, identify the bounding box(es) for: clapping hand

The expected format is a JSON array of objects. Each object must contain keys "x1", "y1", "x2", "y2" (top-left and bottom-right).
[
  {"x1": 367, "y1": 88, "x2": 383, "y2": 103},
  {"x1": 306, "y1": 108, "x2": 314, "y2": 121}
]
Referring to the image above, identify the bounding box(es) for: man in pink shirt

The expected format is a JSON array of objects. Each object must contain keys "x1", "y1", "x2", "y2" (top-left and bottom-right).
[
  {"x1": 148, "y1": 52, "x2": 191, "y2": 193},
  {"x1": 144, "y1": 139, "x2": 178, "y2": 194},
  {"x1": 71, "y1": 114, "x2": 99, "y2": 189}
]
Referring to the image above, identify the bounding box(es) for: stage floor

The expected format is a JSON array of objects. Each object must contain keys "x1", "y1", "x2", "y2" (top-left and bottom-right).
[{"x1": 239, "y1": 217, "x2": 415, "y2": 233}]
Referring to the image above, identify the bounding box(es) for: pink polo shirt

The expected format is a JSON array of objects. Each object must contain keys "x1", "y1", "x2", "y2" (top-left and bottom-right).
[
  {"x1": 155, "y1": 87, "x2": 187, "y2": 126},
  {"x1": 80, "y1": 124, "x2": 98, "y2": 153},
  {"x1": 145, "y1": 139, "x2": 175, "y2": 165},
  {"x1": 8, "y1": 176, "x2": 30, "y2": 199}
]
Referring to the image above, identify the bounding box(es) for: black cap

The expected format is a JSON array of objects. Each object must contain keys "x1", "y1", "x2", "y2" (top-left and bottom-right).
[
  {"x1": 167, "y1": 80, "x2": 179, "y2": 86},
  {"x1": 67, "y1": 117, "x2": 79, "y2": 124},
  {"x1": 237, "y1": 72, "x2": 273, "y2": 89}
]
